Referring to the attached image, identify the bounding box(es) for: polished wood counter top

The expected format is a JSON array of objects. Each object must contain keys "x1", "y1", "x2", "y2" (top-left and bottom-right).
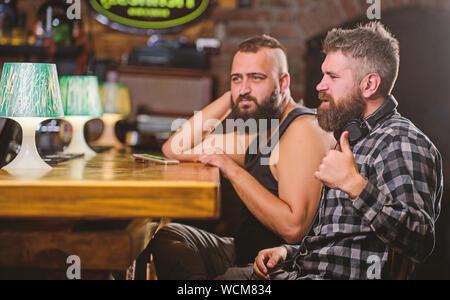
[{"x1": 0, "y1": 152, "x2": 221, "y2": 219}]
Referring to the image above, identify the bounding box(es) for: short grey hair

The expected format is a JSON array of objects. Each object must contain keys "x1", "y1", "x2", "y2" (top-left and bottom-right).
[{"x1": 323, "y1": 22, "x2": 400, "y2": 97}]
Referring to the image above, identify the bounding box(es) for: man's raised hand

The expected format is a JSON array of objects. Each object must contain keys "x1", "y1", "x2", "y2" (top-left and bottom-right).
[{"x1": 314, "y1": 131, "x2": 367, "y2": 199}]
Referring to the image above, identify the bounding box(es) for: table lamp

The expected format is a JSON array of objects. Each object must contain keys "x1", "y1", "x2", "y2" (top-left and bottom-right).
[
  {"x1": 94, "y1": 82, "x2": 131, "y2": 148},
  {"x1": 0, "y1": 63, "x2": 64, "y2": 170},
  {"x1": 60, "y1": 76, "x2": 103, "y2": 156}
]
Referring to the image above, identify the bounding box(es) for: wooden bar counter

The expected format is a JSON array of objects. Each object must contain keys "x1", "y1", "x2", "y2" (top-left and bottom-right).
[
  {"x1": 0, "y1": 151, "x2": 221, "y2": 219},
  {"x1": 0, "y1": 151, "x2": 221, "y2": 279}
]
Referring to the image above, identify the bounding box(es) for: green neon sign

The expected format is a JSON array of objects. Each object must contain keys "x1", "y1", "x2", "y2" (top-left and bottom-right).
[{"x1": 88, "y1": 0, "x2": 211, "y2": 31}]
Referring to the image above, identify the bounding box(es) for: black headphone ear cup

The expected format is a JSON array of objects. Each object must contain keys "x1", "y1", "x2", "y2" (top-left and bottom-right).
[
  {"x1": 341, "y1": 120, "x2": 366, "y2": 145},
  {"x1": 334, "y1": 96, "x2": 397, "y2": 146}
]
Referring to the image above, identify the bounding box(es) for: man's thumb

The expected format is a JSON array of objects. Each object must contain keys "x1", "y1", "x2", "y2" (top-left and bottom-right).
[{"x1": 340, "y1": 131, "x2": 352, "y2": 153}]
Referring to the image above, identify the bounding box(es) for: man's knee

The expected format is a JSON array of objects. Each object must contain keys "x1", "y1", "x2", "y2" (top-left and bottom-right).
[
  {"x1": 135, "y1": 224, "x2": 190, "y2": 280},
  {"x1": 149, "y1": 223, "x2": 210, "y2": 280},
  {"x1": 150, "y1": 223, "x2": 195, "y2": 257},
  {"x1": 152, "y1": 223, "x2": 188, "y2": 242}
]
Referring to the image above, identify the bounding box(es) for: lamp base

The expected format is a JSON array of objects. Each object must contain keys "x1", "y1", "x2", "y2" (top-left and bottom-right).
[
  {"x1": 2, "y1": 117, "x2": 51, "y2": 170},
  {"x1": 64, "y1": 116, "x2": 97, "y2": 157},
  {"x1": 94, "y1": 113, "x2": 124, "y2": 148}
]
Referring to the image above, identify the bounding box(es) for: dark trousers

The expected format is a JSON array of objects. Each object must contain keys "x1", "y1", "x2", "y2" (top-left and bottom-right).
[{"x1": 136, "y1": 223, "x2": 237, "y2": 280}]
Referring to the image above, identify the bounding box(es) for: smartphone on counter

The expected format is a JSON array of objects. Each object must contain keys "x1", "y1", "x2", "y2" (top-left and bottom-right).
[{"x1": 132, "y1": 154, "x2": 180, "y2": 165}]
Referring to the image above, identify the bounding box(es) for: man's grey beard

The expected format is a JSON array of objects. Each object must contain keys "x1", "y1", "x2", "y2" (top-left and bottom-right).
[
  {"x1": 228, "y1": 89, "x2": 283, "y2": 123},
  {"x1": 316, "y1": 89, "x2": 367, "y2": 132}
]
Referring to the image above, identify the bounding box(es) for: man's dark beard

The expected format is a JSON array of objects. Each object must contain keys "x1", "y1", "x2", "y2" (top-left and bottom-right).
[
  {"x1": 316, "y1": 90, "x2": 366, "y2": 132},
  {"x1": 228, "y1": 90, "x2": 283, "y2": 123}
]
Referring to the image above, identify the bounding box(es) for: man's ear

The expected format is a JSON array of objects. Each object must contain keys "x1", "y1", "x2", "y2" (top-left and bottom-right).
[
  {"x1": 360, "y1": 73, "x2": 381, "y2": 98},
  {"x1": 279, "y1": 72, "x2": 290, "y2": 94}
]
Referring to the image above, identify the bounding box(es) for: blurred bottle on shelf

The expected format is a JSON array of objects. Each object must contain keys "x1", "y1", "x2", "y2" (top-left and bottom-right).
[
  {"x1": 10, "y1": 12, "x2": 26, "y2": 45},
  {"x1": 35, "y1": 0, "x2": 79, "y2": 46},
  {"x1": 0, "y1": 0, "x2": 17, "y2": 45}
]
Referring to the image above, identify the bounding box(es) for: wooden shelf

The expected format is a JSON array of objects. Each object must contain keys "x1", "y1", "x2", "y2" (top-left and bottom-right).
[
  {"x1": 117, "y1": 65, "x2": 213, "y2": 79},
  {"x1": 0, "y1": 45, "x2": 80, "y2": 59}
]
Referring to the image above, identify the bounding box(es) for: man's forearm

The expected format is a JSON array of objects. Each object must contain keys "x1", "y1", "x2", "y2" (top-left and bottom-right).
[{"x1": 162, "y1": 92, "x2": 232, "y2": 158}]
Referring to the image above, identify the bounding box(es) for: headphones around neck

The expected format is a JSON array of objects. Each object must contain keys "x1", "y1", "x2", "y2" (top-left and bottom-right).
[{"x1": 334, "y1": 95, "x2": 398, "y2": 145}]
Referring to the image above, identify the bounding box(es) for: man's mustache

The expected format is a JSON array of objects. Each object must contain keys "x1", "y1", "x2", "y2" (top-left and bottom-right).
[
  {"x1": 236, "y1": 95, "x2": 258, "y2": 104},
  {"x1": 318, "y1": 92, "x2": 334, "y2": 102}
]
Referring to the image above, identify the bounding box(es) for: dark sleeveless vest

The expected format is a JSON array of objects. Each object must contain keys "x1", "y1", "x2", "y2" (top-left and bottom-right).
[{"x1": 234, "y1": 106, "x2": 317, "y2": 265}]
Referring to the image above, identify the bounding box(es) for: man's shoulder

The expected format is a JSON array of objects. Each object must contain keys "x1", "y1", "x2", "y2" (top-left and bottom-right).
[
  {"x1": 283, "y1": 114, "x2": 323, "y2": 139},
  {"x1": 279, "y1": 114, "x2": 334, "y2": 153},
  {"x1": 370, "y1": 114, "x2": 438, "y2": 153},
  {"x1": 290, "y1": 112, "x2": 317, "y2": 126},
  {"x1": 380, "y1": 114, "x2": 420, "y2": 136}
]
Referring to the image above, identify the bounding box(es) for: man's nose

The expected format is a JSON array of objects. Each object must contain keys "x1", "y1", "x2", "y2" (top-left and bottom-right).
[
  {"x1": 316, "y1": 78, "x2": 327, "y2": 92},
  {"x1": 239, "y1": 79, "x2": 251, "y2": 95}
]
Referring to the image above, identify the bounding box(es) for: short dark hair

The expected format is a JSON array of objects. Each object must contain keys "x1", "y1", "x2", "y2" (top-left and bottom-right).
[
  {"x1": 238, "y1": 34, "x2": 287, "y2": 55},
  {"x1": 236, "y1": 35, "x2": 289, "y2": 74},
  {"x1": 323, "y1": 22, "x2": 400, "y2": 97}
]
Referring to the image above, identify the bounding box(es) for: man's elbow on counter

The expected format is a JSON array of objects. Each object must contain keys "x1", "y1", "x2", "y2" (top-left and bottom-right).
[{"x1": 161, "y1": 141, "x2": 174, "y2": 159}]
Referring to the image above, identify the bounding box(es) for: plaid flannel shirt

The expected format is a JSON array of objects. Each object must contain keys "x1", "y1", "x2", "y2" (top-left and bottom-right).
[{"x1": 285, "y1": 111, "x2": 443, "y2": 280}]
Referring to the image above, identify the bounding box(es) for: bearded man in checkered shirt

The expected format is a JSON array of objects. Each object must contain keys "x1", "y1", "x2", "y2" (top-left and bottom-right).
[{"x1": 218, "y1": 22, "x2": 443, "y2": 280}]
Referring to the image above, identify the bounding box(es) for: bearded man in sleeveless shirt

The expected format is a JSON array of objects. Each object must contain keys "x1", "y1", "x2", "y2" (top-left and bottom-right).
[{"x1": 137, "y1": 35, "x2": 335, "y2": 280}]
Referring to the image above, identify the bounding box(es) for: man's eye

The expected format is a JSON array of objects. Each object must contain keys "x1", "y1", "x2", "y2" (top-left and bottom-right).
[
  {"x1": 253, "y1": 76, "x2": 263, "y2": 81},
  {"x1": 232, "y1": 77, "x2": 241, "y2": 82}
]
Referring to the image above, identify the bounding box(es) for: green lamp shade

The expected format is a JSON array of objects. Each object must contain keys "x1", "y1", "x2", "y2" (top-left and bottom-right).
[
  {"x1": 0, "y1": 63, "x2": 64, "y2": 117},
  {"x1": 59, "y1": 76, "x2": 104, "y2": 117},
  {"x1": 100, "y1": 82, "x2": 131, "y2": 115}
]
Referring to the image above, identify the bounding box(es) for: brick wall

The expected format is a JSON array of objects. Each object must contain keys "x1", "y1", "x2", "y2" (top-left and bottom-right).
[{"x1": 210, "y1": 0, "x2": 450, "y2": 101}]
